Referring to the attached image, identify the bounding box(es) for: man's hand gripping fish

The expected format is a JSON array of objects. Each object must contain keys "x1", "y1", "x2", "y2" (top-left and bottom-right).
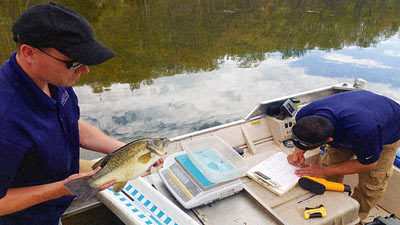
[{"x1": 64, "y1": 137, "x2": 169, "y2": 202}]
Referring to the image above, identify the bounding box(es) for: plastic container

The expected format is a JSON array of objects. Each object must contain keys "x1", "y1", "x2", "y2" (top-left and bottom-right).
[{"x1": 183, "y1": 136, "x2": 248, "y2": 183}]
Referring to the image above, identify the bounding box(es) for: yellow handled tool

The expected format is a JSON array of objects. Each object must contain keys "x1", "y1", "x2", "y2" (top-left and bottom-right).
[
  {"x1": 304, "y1": 204, "x2": 327, "y2": 219},
  {"x1": 299, "y1": 176, "x2": 351, "y2": 195}
]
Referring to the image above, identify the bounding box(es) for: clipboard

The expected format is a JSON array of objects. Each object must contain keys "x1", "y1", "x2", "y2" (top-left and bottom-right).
[{"x1": 247, "y1": 151, "x2": 299, "y2": 196}]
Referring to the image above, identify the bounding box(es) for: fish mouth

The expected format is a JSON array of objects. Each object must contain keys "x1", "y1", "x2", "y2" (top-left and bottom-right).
[
  {"x1": 152, "y1": 148, "x2": 166, "y2": 156},
  {"x1": 153, "y1": 147, "x2": 168, "y2": 156},
  {"x1": 149, "y1": 138, "x2": 169, "y2": 155}
]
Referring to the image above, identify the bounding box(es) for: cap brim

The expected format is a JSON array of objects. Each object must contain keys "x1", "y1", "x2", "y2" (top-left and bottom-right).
[
  {"x1": 59, "y1": 39, "x2": 115, "y2": 66},
  {"x1": 292, "y1": 139, "x2": 312, "y2": 151}
]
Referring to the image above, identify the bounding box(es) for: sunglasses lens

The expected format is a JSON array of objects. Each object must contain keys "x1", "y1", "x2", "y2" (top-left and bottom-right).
[
  {"x1": 293, "y1": 140, "x2": 305, "y2": 150},
  {"x1": 67, "y1": 62, "x2": 84, "y2": 70}
]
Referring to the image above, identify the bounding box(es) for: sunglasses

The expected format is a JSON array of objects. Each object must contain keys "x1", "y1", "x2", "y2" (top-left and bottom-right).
[
  {"x1": 291, "y1": 132, "x2": 328, "y2": 150},
  {"x1": 37, "y1": 48, "x2": 84, "y2": 70}
]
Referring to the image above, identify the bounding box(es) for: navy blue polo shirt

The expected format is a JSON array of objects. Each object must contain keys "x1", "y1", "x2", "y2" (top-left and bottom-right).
[
  {"x1": 0, "y1": 52, "x2": 80, "y2": 225},
  {"x1": 296, "y1": 90, "x2": 400, "y2": 165}
]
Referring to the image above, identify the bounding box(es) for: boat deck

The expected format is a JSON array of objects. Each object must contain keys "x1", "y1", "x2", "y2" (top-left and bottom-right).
[{"x1": 60, "y1": 185, "x2": 399, "y2": 225}]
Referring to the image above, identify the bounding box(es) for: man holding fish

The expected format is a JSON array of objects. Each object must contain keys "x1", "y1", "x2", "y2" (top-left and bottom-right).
[{"x1": 0, "y1": 3, "x2": 166, "y2": 225}]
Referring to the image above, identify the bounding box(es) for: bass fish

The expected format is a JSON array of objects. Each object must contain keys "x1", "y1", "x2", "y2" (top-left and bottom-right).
[{"x1": 65, "y1": 137, "x2": 169, "y2": 202}]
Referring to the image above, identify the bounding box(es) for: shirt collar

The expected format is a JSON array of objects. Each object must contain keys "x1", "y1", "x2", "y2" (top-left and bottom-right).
[{"x1": 8, "y1": 51, "x2": 58, "y2": 110}]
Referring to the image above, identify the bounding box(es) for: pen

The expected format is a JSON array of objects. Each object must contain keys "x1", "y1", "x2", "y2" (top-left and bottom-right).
[
  {"x1": 297, "y1": 194, "x2": 317, "y2": 203},
  {"x1": 297, "y1": 150, "x2": 303, "y2": 167},
  {"x1": 254, "y1": 171, "x2": 280, "y2": 187}
]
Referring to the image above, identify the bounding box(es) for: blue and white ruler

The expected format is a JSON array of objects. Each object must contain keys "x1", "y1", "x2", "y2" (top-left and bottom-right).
[{"x1": 97, "y1": 177, "x2": 199, "y2": 225}]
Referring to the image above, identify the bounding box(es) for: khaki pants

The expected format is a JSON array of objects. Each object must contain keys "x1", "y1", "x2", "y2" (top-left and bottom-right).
[{"x1": 317, "y1": 139, "x2": 400, "y2": 222}]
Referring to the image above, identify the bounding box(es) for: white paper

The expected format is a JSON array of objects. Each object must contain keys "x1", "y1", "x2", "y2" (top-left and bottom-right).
[{"x1": 248, "y1": 152, "x2": 299, "y2": 192}]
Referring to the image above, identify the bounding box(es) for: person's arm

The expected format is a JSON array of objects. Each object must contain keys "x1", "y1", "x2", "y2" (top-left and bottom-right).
[
  {"x1": 294, "y1": 159, "x2": 377, "y2": 178},
  {"x1": 0, "y1": 181, "x2": 66, "y2": 215},
  {"x1": 78, "y1": 119, "x2": 125, "y2": 154},
  {"x1": 0, "y1": 167, "x2": 113, "y2": 215}
]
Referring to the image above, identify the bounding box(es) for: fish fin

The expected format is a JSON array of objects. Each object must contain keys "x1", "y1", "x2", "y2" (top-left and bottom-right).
[
  {"x1": 138, "y1": 153, "x2": 152, "y2": 164},
  {"x1": 112, "y1": 181, "x2": 128, "y2": 193},
  {"x1": 92, "y1": 154, "x2": 112, "y2": 170},
  {"x1": 64, "y1": 177, "x2": 98, "y2": 202}
]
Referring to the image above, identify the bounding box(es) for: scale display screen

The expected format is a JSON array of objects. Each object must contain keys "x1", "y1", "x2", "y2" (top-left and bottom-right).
[
  {"x1": 161, "y1": 163, "x2": 201, "y2": 202},
  {"x1": 160, "y1": 153, "x2": 219, "y2": 203}
]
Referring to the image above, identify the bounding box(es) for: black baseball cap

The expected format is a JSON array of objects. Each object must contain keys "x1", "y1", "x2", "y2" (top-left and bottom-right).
[{"x1": 12, "y1": 2, "x2": 115, "y2": 66}]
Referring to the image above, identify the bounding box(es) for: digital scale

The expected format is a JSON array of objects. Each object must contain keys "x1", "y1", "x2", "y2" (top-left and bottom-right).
[{"x1": 159, "y1": 151, "x2": 244, "y2": 209}]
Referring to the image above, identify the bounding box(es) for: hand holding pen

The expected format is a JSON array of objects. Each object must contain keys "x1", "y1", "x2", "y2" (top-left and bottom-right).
[{"x1": 287, "y1": 148, "x2": 305, "y2": 167}]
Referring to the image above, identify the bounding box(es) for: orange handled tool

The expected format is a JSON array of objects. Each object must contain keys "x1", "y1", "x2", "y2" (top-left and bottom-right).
[{"x1": 299, "y1": 176, "x2": 351, "y2": 195}]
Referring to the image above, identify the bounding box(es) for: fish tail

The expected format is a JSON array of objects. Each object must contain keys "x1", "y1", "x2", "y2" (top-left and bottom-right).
[{"x1": 64, "y1": 177, "x2": 98, "y2": 202}]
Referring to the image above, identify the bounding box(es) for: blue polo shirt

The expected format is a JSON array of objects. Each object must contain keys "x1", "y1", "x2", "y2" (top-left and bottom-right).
[
  {"x1": 0, "y1": 52, "x2": 80, "y2": 225},
  {"x1": 296, "y1": 90, "x2": 400, "y2": 165}
]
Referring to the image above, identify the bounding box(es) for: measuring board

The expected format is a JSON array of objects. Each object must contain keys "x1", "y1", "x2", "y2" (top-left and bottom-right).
[
  {"x1": 159, "y1": 151, "x2": 244, "y2": 209},
  {"x1": 97, "y1": 176, "x2": 199, "y2": 225}
]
